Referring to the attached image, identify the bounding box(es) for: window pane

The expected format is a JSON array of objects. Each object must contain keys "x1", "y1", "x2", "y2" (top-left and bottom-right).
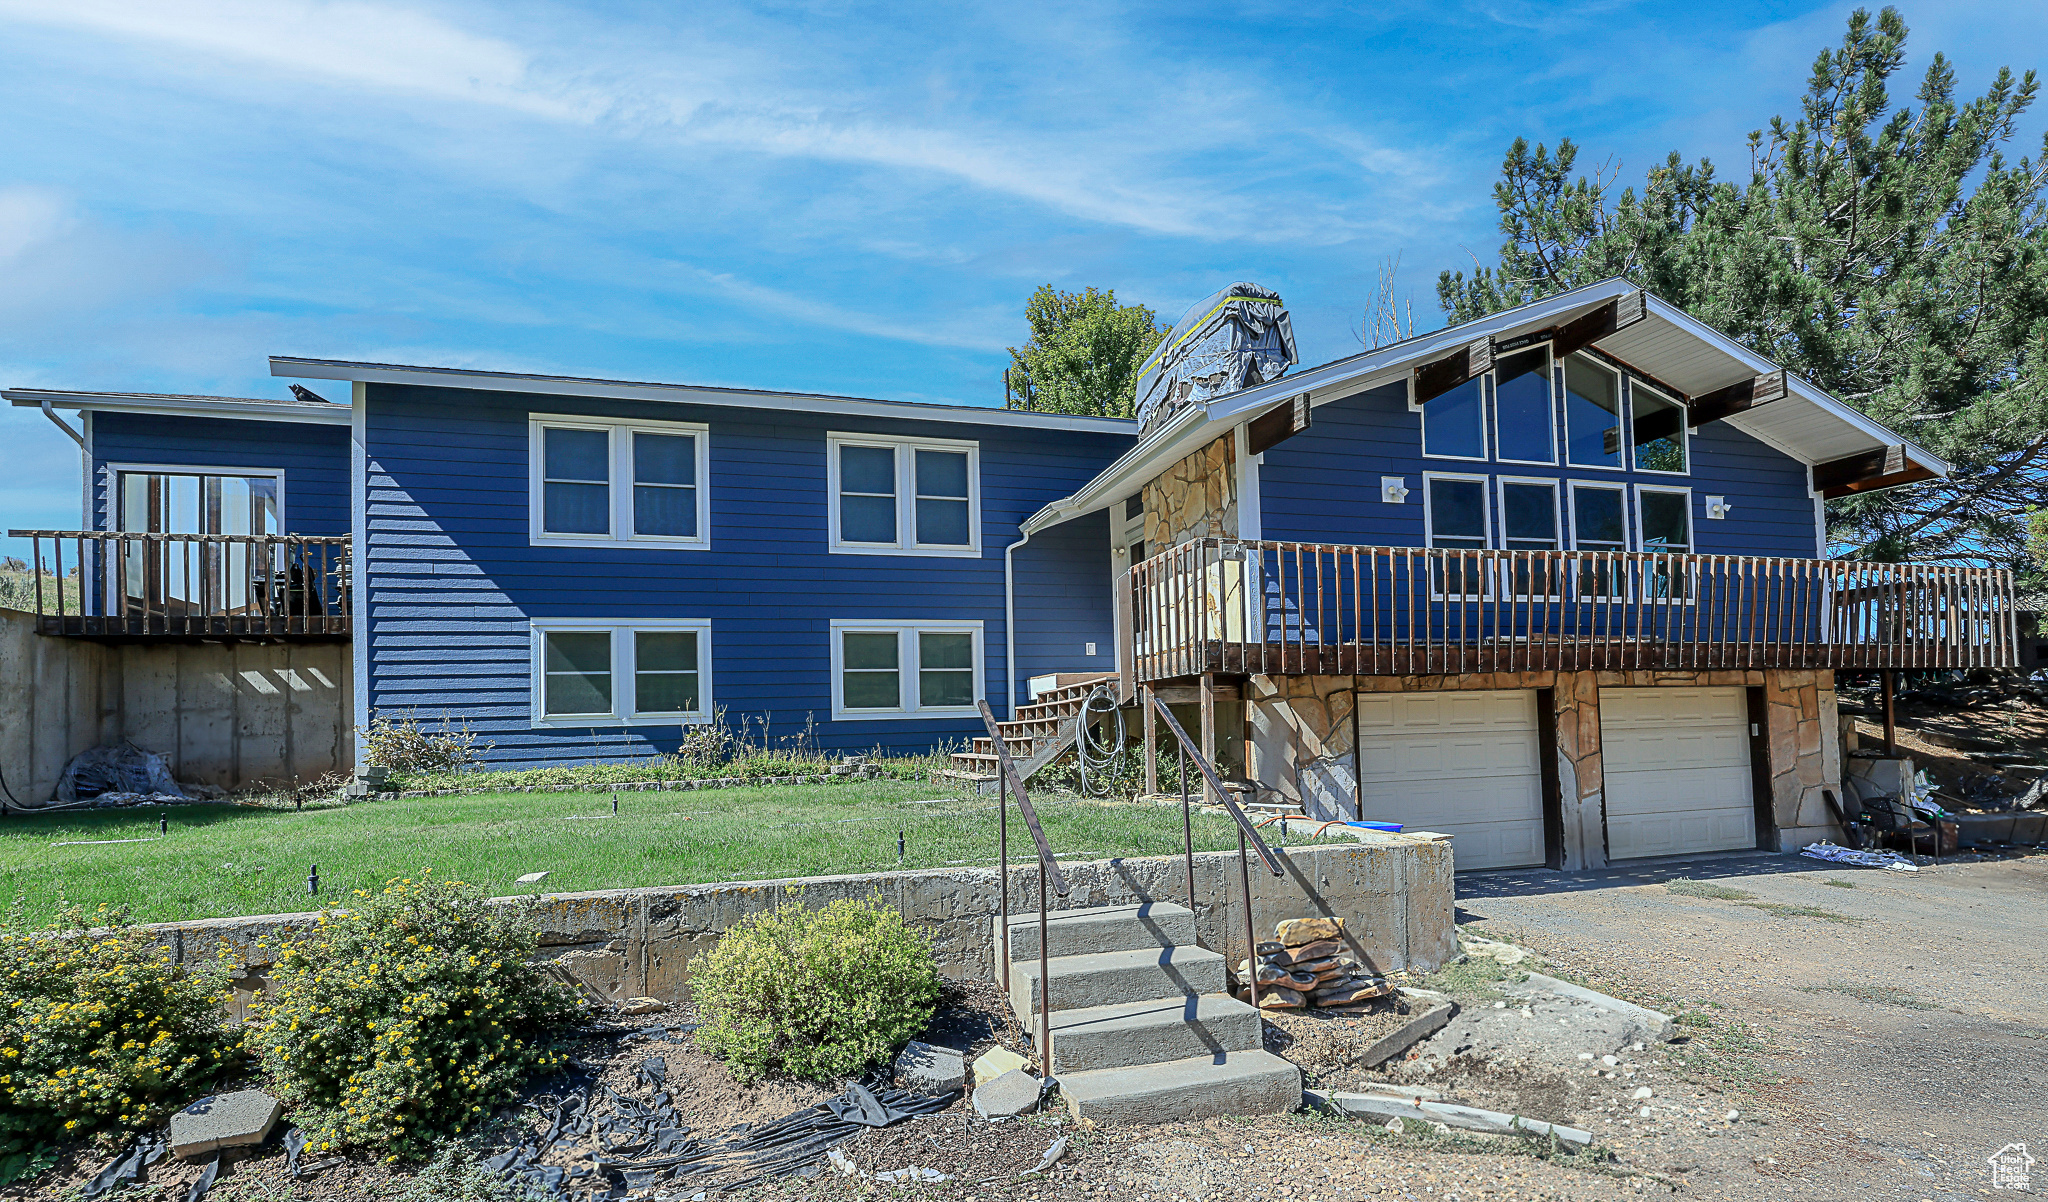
[
  {"x1": 843, "y1": 670, "x2": 900, "y2": 709},
  {"x1": 635, "y1": 433, "x2": 695, "y2": 487},
  {"x1": 840, "y1": 445, "x2": 896, "y2": 495},
  {"x1": 1501, "y1": 483, "x2": 1557, "y2": 546},
  {"x1": 915, "y1": 498, "x2": 970, "y2": 545},
  {"x1": 1631, "y1": 388, "x2": 1687, "y2": 472},
  {"x1": 841, "y1": 495, "x2": 896, "y2": 543},
  {"x1": 915, "y1": 450, "x2": 969, "y2": 499},
  {"x1": 545, "y1": 481, "x2": 610, "y2": 534},
  {"x1": 635, "y1": 631, "x2": 697, "y2": 672},
  {"x1": 1573, "y1": 488, "x2": 1626, "y2": 548},
  {"x1": 634, "y1": 484, "x2": 697, "y2": 537},
  {"x1": 1422, "y1": 377, "x2": 1485, "y2": 459},
  {"x1": 920, "y1": 669, "x2": 974, "y2": 708},
  {"x1": 545, "y1": 428, "x2": 609, "y2": 482},
  {"x1": 1428, "y1": 478, "x2": 1486, "y2": 543},
  {"x1": 920, "y1": 631, "x2": 973, "y2": 670},
  {"x1": 1640, "y1": 492, "x2": 1692, "y2": 551},
  {"x1": 1493, "y1": 348, "x2": 1554, "y2": 462},
  {"x1": 543, "y1": 631, "x2": 612, "y2": 715},
  {"x1": 636, "y1": 671, "x2": 699, "y2": 714},
  {"x1": 1564, "y1": 358, "x2": 1621, "y2": 468},
  {"x1": 842, "y1": 632, "x2": 899, "y2": 670}
]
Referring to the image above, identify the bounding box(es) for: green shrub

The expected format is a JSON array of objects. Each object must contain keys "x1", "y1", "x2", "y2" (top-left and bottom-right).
[
  {"x1": 246, "y1": 873, "x2": 581, "y2": 1162},
  {"x1": 0, "y1": 904, "x2": 238, "y2": 1156},
  {"x1": 692, "y1": 896, "x2": 940, "y2": 1084}
]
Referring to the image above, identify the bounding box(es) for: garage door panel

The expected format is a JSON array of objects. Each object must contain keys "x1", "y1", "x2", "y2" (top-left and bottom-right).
[
  {"x1": 1600, "y1": 688, "x2": 1756, "y2": 860},
  {"x1": 1356, "y1": 689, "x2": 1546, "y2": 871}
]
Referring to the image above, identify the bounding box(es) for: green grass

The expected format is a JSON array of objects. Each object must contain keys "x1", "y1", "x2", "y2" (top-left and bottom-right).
[
  {"x1": 1739, "y1": 902, "x2": 1859, "y2": 922},
  {"x1": 1797, "y1": 981, "x2": 1938, "y2": 1010},
  {"x1": 1823, "y1": 878, "x2": 1858, "y2": 889},
  {"x1": 0, "y1": 781, "x2": 1336, "y2": 926},
  {"x1": 1663, "y1": 878, "x2": 1757, "y2": 901}
]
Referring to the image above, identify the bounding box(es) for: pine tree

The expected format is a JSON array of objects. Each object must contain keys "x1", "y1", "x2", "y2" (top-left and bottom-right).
[
  {"x1": 1005, "y1": 285, "x2": 1166, "y2": 418},
  {"x1": 1439, "y1": 7, "x2": 2048, "y2": 580}
]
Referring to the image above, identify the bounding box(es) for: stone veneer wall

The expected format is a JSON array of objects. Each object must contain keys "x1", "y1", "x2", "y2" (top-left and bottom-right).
[
  {"x1": 1142, "y1": 435, "x2": 1236, "y2": 549},
  {"x1": 147, "y1": 838, "x2": 1455, "y2": 1020},
  {"x1": 1247, "y1": 669, "x2": 1840, "y2": 871}
]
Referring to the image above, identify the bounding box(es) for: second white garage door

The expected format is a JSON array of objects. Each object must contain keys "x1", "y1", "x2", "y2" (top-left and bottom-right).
[
  {"x1": 1600, "y1": 687, "x2": 1757, "y2": 860},
  {"x1": 1354, "y1": 690, "x2": 1546, "y2": 871}
]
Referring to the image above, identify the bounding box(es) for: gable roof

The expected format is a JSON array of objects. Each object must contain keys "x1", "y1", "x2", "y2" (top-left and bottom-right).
[
  {"x1": 268, "y1": 356, "x2": 1137, "y2": 434},
  {"x1": 5, "y1": 387, "x2": 351, "y2": 426},
  {"x1": 1022, "y1": 277, "x2": 1947, "y2": 534}
]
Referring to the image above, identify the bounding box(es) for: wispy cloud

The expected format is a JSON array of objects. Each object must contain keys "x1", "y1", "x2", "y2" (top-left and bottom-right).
[{"x1": 669, "y1": 262, "x2": 1007, "y2": 350}]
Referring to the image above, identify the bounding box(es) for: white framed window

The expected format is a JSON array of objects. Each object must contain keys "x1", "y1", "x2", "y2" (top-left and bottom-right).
[
  {"x1": 826, "y1": 433, "x2": 980, "y2": 556},
  {"x1": 1636, "y1": 484, "x2": 1696, "y2": 601},
  {"x1": 1418, "y1": 376, "x2": 1488, "y2": 461},
  {"x1": 1629, "y1": 379, "x2": 1689, "y2": 474},
  {"x1": 828, "y1": 619, "x2": 983, "y2": 720},
  {"x1": 1496, "y1": 476, "x2": 1563, "y2": 598},
  {"x1": 1422, "y1": 472, "x2": 1490, "y2": 598},
  {"x1": 1563, "y1": 354, "x2": 1625, "y2": 470},
  {"x1": 529, "y1": 618, "x2": 713, "y2": 726},
  {"x1": 1491, "y1": 344, "x2": 1557, "y2": 465},
  {"x1": 528, "y1": 415, "x2": 711, "y2": 550},
  {"x1": 1568, "y1": 481, "x2": 1629, "y2": 599}
]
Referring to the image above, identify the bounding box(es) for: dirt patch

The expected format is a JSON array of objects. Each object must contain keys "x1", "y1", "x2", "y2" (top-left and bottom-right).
[{"x1": 1260, "y1": 999, "x2": 1418, "y2": 1077}]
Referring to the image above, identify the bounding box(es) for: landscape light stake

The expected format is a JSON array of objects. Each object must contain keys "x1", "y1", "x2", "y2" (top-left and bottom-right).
[
  {"x1": 612, "y1": 792, "x2": 620, "y2": 816},
  {"x1": 159, "y1": 816, "x2": 167, "y2": 836},
  {"x1": 898, "y1": 829, "x2": 906, "y2": 867},
  {"x1": 307, "y1": 864, "x2": 319, "y2": 897}
]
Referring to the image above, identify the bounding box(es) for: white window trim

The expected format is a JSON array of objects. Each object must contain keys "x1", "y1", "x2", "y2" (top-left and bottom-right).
[
  {"x1": 529, "y1": 618, "x2": 714, "y2": 727},
  {"x1": 826, "y1": 433, "x2": 982, "y2": 557},
  {"x1": 1416, "y1": 376, "x2": 1490, "y2": 463},
  {"x1": 1494, "y1": 476, "x2": 1564, "y2": 600},
  {"x1": 1561, "y1": 354, "x2": 1627, "y2": 473},
  {"x1": 1421, "y1": 471, "x2": 1492, "y2": 600},
  {"x1": 1633, "y1": 483, "x2": 1696, "y2": 552},
  {"x1": 106, "y1": 463, "x2": 287, "y2": 532},
  {"x1": 828, "y1": 618, "x2": 985, "y2": 720},
  {"x1": 1566, "y1": 480, "x2": 1630, "y2": 549},
  {"x1": 528, "y1": 414, "x2": 712, "y2": 551},
  {"x1": 1626, "y1": 377, "x2": 1692, "y2": 476},
  {"x1": 1490, "y1": 343, "x2": 1560, "y2": 467}
]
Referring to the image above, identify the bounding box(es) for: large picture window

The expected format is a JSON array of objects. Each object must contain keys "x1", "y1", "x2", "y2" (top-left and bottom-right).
[
  {"x1": 829, "y1": 620, "x2": 983, "y2": 719},
  {"x1": 1492, "y1": 346, "x2": 1556, "y2": 464},
  {"x1": 1419, "y1": 377, "x2": 1486, "y2": 460},
  {"x1": 1630, "y1": 381, "x2": 1688, "y2": 474},
  {"x1": 530, "y1": 619, "x2": 712, "y2": 725},
  {"x1": 529, "y1": 416, "x2": 710, "y2": 550},
  {"x1": 827, "y1": 434, "x2": 980, "y2": 556},
  {"x1": 1564, "y1": 356, "x2": 1623, "y2": 469}
]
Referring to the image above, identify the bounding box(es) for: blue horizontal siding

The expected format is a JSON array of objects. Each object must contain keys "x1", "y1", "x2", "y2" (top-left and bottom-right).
[
  {"x1": 361, "y1": 384, "x2": 1131, "y2": 766},
  {"x1": 88, "y1": 413, "x2": 350, "y2": 536}
]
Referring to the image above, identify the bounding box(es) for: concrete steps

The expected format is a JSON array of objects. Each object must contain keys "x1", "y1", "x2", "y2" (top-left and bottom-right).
[{"x1": 995, "y1": 898, "x2": 1299, "y2": 1123}]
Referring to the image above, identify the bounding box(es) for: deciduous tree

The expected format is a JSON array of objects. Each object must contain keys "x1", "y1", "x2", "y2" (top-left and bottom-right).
[{"x1": 1005, "y1": 285, "x2": 1166, "y2": 418}]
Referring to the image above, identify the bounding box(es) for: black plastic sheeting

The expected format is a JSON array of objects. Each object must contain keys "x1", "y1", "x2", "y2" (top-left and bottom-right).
[
  {"x1": 490, "y1": 1058, "x2": 959, "y2": 1198},
  {"x1": 56, "y1": 743, "x2": 187, "y2": 804},
  {"x1": 81, "y1": 1133, "x2": 166, "y2": 1199}
]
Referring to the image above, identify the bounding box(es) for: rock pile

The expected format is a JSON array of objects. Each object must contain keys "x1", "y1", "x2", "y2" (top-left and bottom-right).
[{"x1": 1234, "y1": 917, "x2": 1391, "y2": 1010}]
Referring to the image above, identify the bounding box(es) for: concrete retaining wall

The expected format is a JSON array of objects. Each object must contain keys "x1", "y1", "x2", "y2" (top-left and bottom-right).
[
  {"x1": 147, "y1": 833, "x2": 1456, "y2": 1021},
  {"x1": 0, "y1": 606, "x2": 353, "y2": 804}
]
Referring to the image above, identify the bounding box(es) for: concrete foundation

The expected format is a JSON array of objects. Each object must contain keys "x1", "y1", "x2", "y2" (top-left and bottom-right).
[
  {"x1": 141, "y1": 834, "x2": 1456, "y2": 1020},
  {"x1": 0, "y1": 606, "x2": 352, "y2": 804}
]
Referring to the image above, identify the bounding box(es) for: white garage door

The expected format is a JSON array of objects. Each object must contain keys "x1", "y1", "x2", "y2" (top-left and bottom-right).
[
  {"x1": 1354, "y1": 690, "x2": 1546, "y2": 871},
  {"x1": 1601, "y1": 688, "x2": 1756, "y2": 860}
]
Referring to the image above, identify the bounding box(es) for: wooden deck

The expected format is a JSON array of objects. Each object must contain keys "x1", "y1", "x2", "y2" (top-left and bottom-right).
[{"x1": 7, "y1": 530, "x2": 350, "y2": 642}]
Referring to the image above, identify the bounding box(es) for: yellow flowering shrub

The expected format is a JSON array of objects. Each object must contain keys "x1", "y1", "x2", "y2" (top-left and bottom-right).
[
  {"x1": 245, "y1": 873, "x2": 580, "y2": 1162},
  {"x1": 0, "y1": 904, "x2": 238, "y2": 1154},
  {"x1": 691, "y1": 896, "x2": 939, "y2": 1084}
]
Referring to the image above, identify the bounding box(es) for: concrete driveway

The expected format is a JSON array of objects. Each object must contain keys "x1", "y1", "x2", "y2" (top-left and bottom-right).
[{"x1": 1458, "y1": 850, "x2": 2048, "y2": 1200}]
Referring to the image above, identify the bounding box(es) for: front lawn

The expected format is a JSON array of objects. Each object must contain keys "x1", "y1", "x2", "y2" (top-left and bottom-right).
[{"x1": 0, "y1": 780, "x2": 1327, "y2": 925}]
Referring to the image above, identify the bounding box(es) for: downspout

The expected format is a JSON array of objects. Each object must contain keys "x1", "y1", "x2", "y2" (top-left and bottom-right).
[
  {"x1": 1003, "y1": 530, "x2": 1032, "y2": 719},
  {"x1": 40, "y1": 400, "x2": 83, "y2": 447}
]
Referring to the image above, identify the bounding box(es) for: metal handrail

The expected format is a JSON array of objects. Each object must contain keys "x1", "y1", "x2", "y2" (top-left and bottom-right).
[
  {"x1": 976, "y1": 699, "x2": 1068, "y2": 1081},
  {"x1": 1146, "y1": 693, "x2": 1285, "y2": 1011}
]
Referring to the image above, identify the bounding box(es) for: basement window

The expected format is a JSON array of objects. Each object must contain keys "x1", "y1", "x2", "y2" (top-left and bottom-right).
[
  {"x1": 531, "y1": 619, "x2": 713, "y2": 725},
  {"x1": 830, "y1": 620, "x2": 983, "y2": 719}
]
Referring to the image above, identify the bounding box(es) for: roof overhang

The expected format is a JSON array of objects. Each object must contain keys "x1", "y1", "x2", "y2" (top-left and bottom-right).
[
  {"x1": 269, "y1": 356, "x2": 1138, "y2": 435},
  {"x1": 6, "y1": 388, "x2": 351, "y2": 426},
  {"x1": 1023, "y1": 278, "x2": 1948, "y2": 533}
]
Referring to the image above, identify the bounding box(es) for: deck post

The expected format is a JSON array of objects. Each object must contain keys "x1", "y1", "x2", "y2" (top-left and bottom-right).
[
  {"x1": 1142, "y1": 683, "x2": 1157, "y2": 797},
  {"x1": 1881, "y1": 670, "x2": 1897, "y2": 756},
  {"x1": 1199, "y1": 672, "x2": 1217, "y2": 807}
]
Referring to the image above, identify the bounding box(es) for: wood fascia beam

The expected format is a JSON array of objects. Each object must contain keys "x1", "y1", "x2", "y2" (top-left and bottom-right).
[
  {"x1": 1246, "y1": 392, "x2": 1312, "y2": 456},
  {"x1": 1411, "y1": 338, "x2": 1494, "y2": 405},
  {"x1": 1820, "y1": 457, "x2": 1936, "y2": 498},
  {"x1": 1812, "y1": 443, "x2": 1917, "y2": 495},
  {"x1": 1549, "y1": 289, "x2": 1647, "y2": 358},
  {"x1": 1688, "y1": 369, "x2": 1788, "y2": 428}
]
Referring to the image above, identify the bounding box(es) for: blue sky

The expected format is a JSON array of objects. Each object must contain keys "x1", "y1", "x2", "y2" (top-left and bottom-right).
[{"x1": 2, "y1": 0, "x2": 2043, "y2": 558}]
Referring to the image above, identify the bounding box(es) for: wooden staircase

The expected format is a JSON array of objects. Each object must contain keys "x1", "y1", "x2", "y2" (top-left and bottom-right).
[{"x1": 942, "y1": 673, "x2": 1116, "y2": 791}]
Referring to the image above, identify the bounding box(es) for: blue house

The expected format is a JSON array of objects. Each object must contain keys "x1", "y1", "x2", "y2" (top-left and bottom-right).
[{"x1": 9, "y1": 278, "x2": 2018, "y2": 872}]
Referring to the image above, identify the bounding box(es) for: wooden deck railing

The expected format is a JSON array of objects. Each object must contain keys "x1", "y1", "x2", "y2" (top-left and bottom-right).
[
  {"x1": 6, "y1": 531, "x2": 351, "y2": 639},
  {"x1": 1129, "y1": 538, "x2": 2017, "y2": 680}
]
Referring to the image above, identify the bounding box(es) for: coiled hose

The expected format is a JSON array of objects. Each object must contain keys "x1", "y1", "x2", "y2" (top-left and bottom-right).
[{"x1": 1074, "y1": 683, "x2": 1126, "y2": 797}]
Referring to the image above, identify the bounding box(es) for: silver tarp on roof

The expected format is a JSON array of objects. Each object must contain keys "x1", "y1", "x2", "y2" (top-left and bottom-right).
[{"x1": 1133, "y1": 282, "x2": 1298, "y2": 432}]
